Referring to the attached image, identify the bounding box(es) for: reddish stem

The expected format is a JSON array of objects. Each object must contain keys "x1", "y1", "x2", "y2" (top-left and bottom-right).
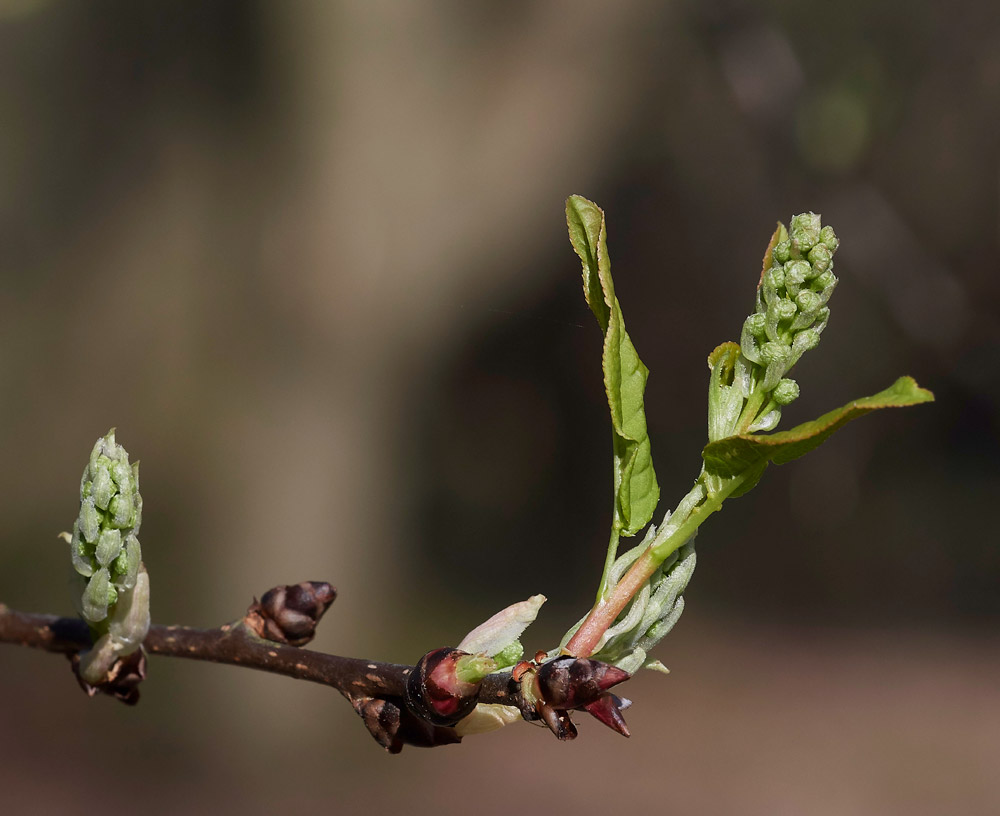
[{"x1": 564, "y1": 549, "x2": 658, "y2": 657}]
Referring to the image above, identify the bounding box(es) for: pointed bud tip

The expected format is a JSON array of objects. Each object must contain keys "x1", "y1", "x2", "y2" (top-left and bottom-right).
[{"x1": 583, "y1": 693, "x2": 631, "y2": 737}]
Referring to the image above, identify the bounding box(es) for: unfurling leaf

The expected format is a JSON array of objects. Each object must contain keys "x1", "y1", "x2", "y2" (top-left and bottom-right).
[
  {"x1": 457, "y1": 594, "x2": 545, "y2": 664},
  {"x1": 702, "y1": 376, "x2": 934, "y2": 478},
  {"x1": 567, "y1": 195, "x2": 659, "y2": 536}
]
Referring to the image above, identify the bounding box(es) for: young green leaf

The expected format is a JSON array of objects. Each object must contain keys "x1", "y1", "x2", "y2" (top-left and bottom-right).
[
  {"x1": 702, "y1": 376, "x2": 934, "y2": 477},
  {"x1": 566, "y1": 195, "x2": 659, "y2": 536}
]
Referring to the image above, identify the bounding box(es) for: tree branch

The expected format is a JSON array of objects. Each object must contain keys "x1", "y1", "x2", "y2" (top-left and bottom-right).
[
  {"x1": 0, "y1": 582, "x2": 629, "y2": 753},
  {"x1": 0, "y1": 602, "x2": 525, "y2": 704}
]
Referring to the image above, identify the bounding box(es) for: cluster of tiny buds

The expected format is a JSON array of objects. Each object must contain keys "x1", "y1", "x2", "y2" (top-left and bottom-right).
[
  {"x1": 741, "y1": 213, "x2": 840, "y2": 395},
  {"x1": 67, "y1": 430, "x2": 143, "y2": 626}
]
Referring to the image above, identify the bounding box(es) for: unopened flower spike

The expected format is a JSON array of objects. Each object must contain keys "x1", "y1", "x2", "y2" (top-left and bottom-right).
[{"x1": 64, "y1": 430, "x2": 150, "y2": 688}]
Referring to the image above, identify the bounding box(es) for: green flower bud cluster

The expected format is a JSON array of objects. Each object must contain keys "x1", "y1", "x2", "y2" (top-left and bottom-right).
[
  {"x1": 741, "y1": 213, "x2": 839, "y2": 397},
  {"x1": 66, "y1": 430, "x2": 150, "y2": 685},
  {"x1": 71, "y1": 430, "x2": 143, "y2": 619}
]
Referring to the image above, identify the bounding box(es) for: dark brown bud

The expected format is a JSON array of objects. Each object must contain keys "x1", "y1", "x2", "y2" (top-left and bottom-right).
[
  {"x1": 69, "y1": 647, "x2": 147, "y2": 705},
  {"x1": 537, "y1": 702, "x2": 578, "y2": 741},
  {"x1": 535, "y1": 657, "x2": 629, "y2": 711},
  {"x1": 351, "y1": 695, "x2": 461, "y2": 754},
  {"x1": 405, "y1": 647, "x2": 482, "y2": 726},
  {"x1": 244, "y1": 581, "x2": 337, "y2": 646}
]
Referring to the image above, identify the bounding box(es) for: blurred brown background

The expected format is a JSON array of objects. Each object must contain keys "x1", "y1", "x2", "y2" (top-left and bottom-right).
[{"x1": 2, "y1": 1, "x2": 998, "y2": 813}]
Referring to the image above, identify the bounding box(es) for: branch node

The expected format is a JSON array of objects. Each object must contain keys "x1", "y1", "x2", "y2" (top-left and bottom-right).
[{"x1": 69, "y1": 646, "x2": 147, "y2": 705}]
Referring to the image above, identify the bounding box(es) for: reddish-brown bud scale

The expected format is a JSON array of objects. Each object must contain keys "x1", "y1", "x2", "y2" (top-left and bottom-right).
[
  {"x1": 583, "y1": 693, "x2": 631, "y2": 737},
  {"x1": 244, "y1": 581, "x2": 337, "y2": 647},
  {"x1": 405, "y1": 648, "x2": 482, "y2": 726},
  {"x1": 511, "y1": 660, "x2": 533, "y2": 683}
]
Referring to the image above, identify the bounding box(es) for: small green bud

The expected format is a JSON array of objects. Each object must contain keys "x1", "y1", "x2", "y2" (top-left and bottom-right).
[
  {"x1": 95, "y1": 528, "x2": 122, "y2": 567},
  {"x1": 819, "y1": 225, "x2": 839, "y2": 251},
  {"x1": 113, "y1": 534, "x2": 141, "y2": 589},
  {"x1": 771, "y1": 299, "x2": 797, "y2": 323},
  {"x1": 784, "y1": 259, "x2": 811, "y2": 287},
  {"x1": 82, "y1": 567, "x2": 112, "y2": 622},
  {"x1": 807, "y1": 243, "x2": 832, "y2": 273},
  {"x1": 79, "y1": 497, "x2": 100, "y2": 544},
  {"x1": 759, "y1": 341, "x2": 791, "y2": 365},
  {"x1": 740, "y1": 313, "x2": 767, "y2": 363},
  {"x1": 793, "y1": 328, "x2": 821, "y2": 355},
  {"x1": 795, "y1": 290, "x2": 822, "y2": 315},
  {"x1": 91, "y1": 462, "x2": 114, "y2": 511},
  {"x1": 108, "y1": 491, "x2": 134, "y2": 529},
  {"x1": 813, "y1": 270, "x2": 838, "y2": 300},
  {"x1": 789, "y1": 212, "x2": 822, "y2": 254},
  {"x1": 772, "y1": 240, "x2": 791, "y2": 264},
  {"x1": 111, "y1": 460, "x2": 131, "y2": 488},
  {"x1": 70, "y1": 525, "x2": 95, "y2": 578},
  {"x1": 773, "y1": 379, "x2": 800, "y2": 405},
  {"x1": 763, "y1": 265, "x2": 785, "y2": 293},
  {"x1": 745, "y1": 312, "x2": 767, "y2": 338}
]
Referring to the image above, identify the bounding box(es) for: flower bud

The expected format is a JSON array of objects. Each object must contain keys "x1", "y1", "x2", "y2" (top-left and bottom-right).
[
  {"x1": 759, "y1": 341, "x2": 791, "y2": 366},
  {"x1": 795, "y1": 290, "x2": 822, "y2": 314},
  {"x1": 67, "y1": 430, "x2": 149, "y2": 689},
  {"x1": 793, "y1": 328, "x2": 821, "y2": 355},
  {"x1": 784, "y1": 259, "x2": 811, "y2": 288},
  {"x1": 79, "y1": 498, "x2": 100, "y2": 544},
  {"x1": 244, "y1": 581, "x2": 337, "y2": 647},
  {"x1": 771, "y1": 299, "x2": 797, "y2": 324},
  {"x1": 82, "y1": 567, "x2": 113, "y2": 623},
  {"x1": 789, "y1": 212, "x2": 822, "y2": 254},
  {"x1": 95, "y1": 529, "x2": 122, "y2": 568},
  {"x1": 773, "y1": 379, "x2": 800, "y2": 405},
  {"x1": 807, "y1": 243, "x2": 832, "y2": 273},
  {"x1": 740, "y1": 314, "x2": 767, "y2": 364},
  {"x1": 813, "y1": 271, "x2": 838, "y2": 304},
  {"x1": 772, "y1": 240, "x2": 791, "y2": 264},
  {"x1": 405, "y1": 648, "x2": 484, "y2": 726},
  {"x1": 819, "y1": 225, "x2": 839, "y2": 251},
  {"x1": 761, "y1": 266, "x2": 785, "y2": 305}
]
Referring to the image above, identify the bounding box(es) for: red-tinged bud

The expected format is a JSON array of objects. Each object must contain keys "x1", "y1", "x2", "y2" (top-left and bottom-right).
[
  {"x1": 244, "y1": 581, "x2": 337, "y2": 647},
  {"x1": 405, "y1": 647, "x2": 483, "y2": 726},
  {"x1": 583, "y1": 693, "x2": 631, "y2": 737},
  {"x1": 535, "y1": 657, "x2": 629, "y2": 710},
  {"x1": 351, "y1": 695, "x2": 461, "y2": 754}
]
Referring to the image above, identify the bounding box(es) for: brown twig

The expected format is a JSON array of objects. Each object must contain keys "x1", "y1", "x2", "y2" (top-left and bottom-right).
[
  {"x1": 0, "y1": 592, "x2": 630, "y2": 751},
  {"x1": 0, "y1": 602, "x2": 517, "y2": 706}
]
